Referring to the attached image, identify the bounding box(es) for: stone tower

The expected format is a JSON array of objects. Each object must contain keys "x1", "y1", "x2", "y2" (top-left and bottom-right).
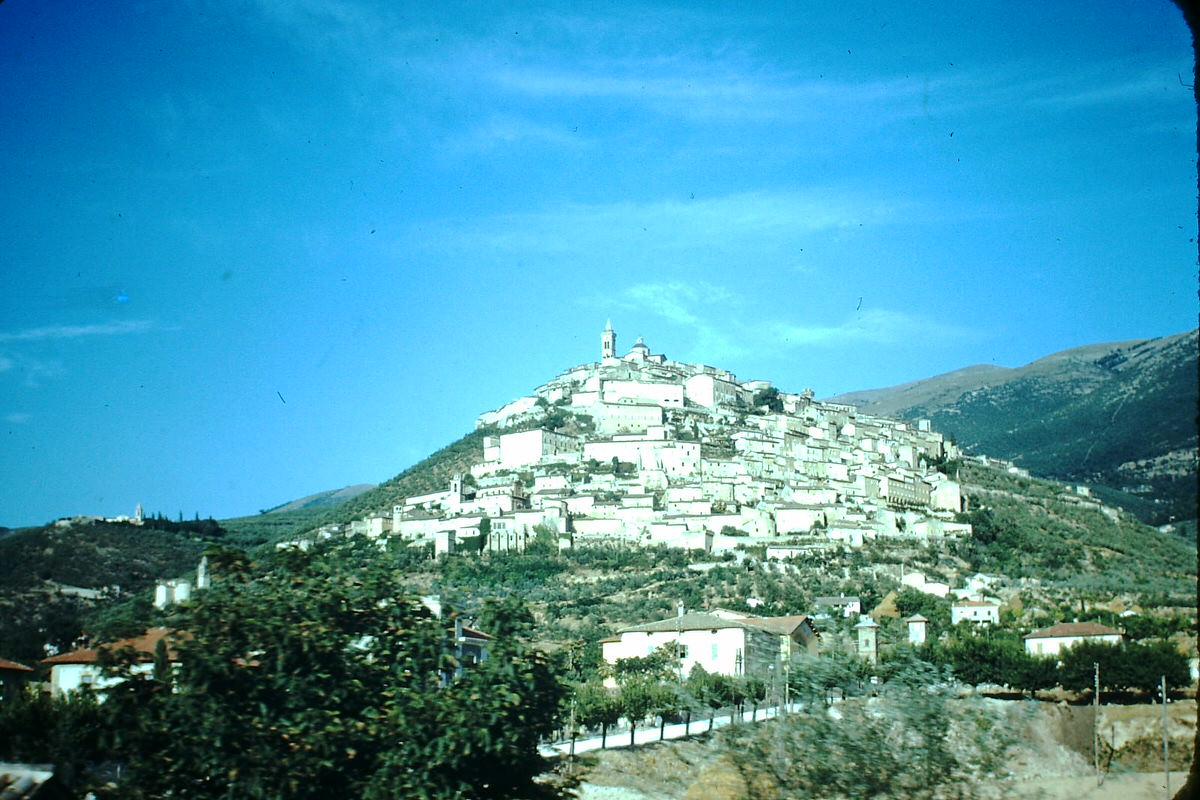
[
  {"x1": 855, "y1": 616, "x2": 880, "y2": 664},
  {"x1": 601, "y1": 319, "x2": 616, "y2": 360},
  {"x1": 905, "y1": 613, "x2": 928, "y2": 646}
]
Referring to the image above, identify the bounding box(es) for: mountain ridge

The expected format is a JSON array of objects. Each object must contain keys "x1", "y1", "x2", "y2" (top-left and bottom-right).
[
  {"x1": 261, "y1": 484, "x2": 376, "y2": 514},
  {"x1": 828, "y1": 329, "x2": 1198, "y2": 524}
]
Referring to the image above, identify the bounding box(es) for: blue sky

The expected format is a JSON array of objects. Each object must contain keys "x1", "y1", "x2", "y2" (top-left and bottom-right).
[{"x1": 0, "y1": 1, "x2": 1194, "y2": 527}]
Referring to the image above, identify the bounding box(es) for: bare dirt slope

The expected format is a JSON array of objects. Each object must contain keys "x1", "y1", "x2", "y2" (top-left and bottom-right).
[{"x1": 571, "y1": 701, "x2": 1196, "y2": 800}]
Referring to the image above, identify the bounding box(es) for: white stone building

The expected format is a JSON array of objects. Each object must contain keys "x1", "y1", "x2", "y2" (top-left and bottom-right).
[
  {"x1": 1023, "y1": 622, "x2": 1123, "y2": 657},
  {"x1": 950, "y1": 599, "x2": 1000, "y2": 626},
  {"x1": 496, "y1": 428, "x2": 580, "y2": 469},
  {"x1": 601, "y1": 611, "x2": 817, "y2": 680}
]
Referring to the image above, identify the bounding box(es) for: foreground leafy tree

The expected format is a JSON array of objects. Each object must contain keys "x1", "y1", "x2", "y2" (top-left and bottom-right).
[
  {"x1": 920, "y1": 633, "x2": 1057, "y2": 693},
  {"x1": 0, "y1": 687, "x2": 110, "y2": 794},
  {"x1": 718, "y1": 659, "x2": 1021, "y2": 800},
  {"x1": 102, "y1": 546, "x2": 565, "y2": 799}
]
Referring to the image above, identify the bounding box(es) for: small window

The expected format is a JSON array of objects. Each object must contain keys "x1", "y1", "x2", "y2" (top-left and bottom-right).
[
  {"x1": 676, "y1": 644, "x2": 688, "y2": 659},
  {"x1": 711, "y1": 642, "x2": 718, "y2": 660}
]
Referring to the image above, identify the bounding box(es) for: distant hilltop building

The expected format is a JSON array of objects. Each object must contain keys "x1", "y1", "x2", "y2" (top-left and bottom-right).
[
  {"x1": 153, "y1": 556, "x2": 211, "y2": 610},
  {"x1": 54, "y1": 503, "x2": 147, "y2": 528},
  {"x1": 335, "y1": 322, "x2": 968, "y2": 557}
]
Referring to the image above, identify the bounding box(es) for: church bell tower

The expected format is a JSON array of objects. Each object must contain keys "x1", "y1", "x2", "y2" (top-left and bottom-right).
[{"x1": 601, "y1": 319, "x2": 616, "y2": 360}]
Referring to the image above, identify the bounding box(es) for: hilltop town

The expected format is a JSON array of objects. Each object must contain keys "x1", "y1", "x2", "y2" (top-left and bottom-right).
[
  {"x1": 4, "y1": 324, "x2": 1195, "y2": 800},
  {"x1": 323, "y1": 323, "x2": 971, "y2": 557}
]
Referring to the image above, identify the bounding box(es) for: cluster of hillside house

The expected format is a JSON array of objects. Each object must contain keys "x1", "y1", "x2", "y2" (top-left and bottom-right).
[{"x1": 316, "y1": 323, "x2": 971, "y2": 556}]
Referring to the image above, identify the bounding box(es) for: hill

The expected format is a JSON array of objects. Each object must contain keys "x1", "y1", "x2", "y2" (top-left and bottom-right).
[
  {"x1": 829, "y1": 330, "x2": 1198, "y2": 525},
  {"x1": 0, "y1": 519, "x2": 210, "y2": 662},
  {"x1": 259, "y1": 484, "x2": 376, "y2": 514},
  {"x1": 299, "y1": 427, "x2": 493, "y2": 532}
]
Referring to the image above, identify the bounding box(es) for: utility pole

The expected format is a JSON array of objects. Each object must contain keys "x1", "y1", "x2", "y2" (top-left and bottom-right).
[
  {"x1": 568, "y1": 646, "x2": 577, "y2": 764},
  {"x1": 676, "y1": 601, "x2": 684, "y2": 681},
  {"x1": 783, "y1": 662, "x2": 791, "y2": 713},
  {"x1": 1093, "y1": 662, "x2": 1101, "y2": 785},
  {"x1": 1161, "y1": 674, "x2": 1170, "y2": 800}
]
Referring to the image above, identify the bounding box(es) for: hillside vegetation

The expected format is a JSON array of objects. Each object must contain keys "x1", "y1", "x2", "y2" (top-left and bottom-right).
[
  {"x1": 954, "y1": 463, "x2": 1194, "y2": 597},
  {"x1": 258, "y1": 483, "x2": 376, "y2": 514},
  {"x1": 302, "y1": 427, "x2": 492, "y2": 530},
  {"x1": 218, "y1": 506, "x2": 334, "y2": 549},
  {"x1": 317, "y1": 463, "x2": 1195, "y2": 655}
]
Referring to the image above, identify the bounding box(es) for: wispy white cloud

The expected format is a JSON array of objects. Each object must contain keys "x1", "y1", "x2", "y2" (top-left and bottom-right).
[
  {"x1": 420, "y1": 189, "x2": 903, "y2": 260},
  {"x1": 244, "y1": 0, "x2": 408, "y2": 59},
  {"x1": 0, "y1": 320, "x2": 158, "y2": 343},
  {"x1": 613, "y1": 281, "x2": 747, "y2": 364},
  {"x1": 771, "y1": 308, "x2": 969, "y2": 347},
  {"x1": 611, "y1": 283, "x2": 972, "y2": 366},
  {"x1": 443, "y1": 114, "x2": 586, "y2": 154},
  {"x1": 487, "y1": 62, "x2": 928, "y2": 123},
  {"x1": 621, "y1": 281, "x2": 733, "y2": 326},
  {"x1": 0, "y1": 355, "x2": 66, "y2": 388},
  {"x1": 916, "y1": 60, "x2": 1192, "y2": 121}
]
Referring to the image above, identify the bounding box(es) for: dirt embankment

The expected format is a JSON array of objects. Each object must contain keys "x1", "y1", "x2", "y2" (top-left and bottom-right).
[
  {"x1": 569, "y1": 701, "x2": 1196, "y2": 800},
  {"x1": 1098, "y1": 701, "x2": 1196, "y2": 771}
]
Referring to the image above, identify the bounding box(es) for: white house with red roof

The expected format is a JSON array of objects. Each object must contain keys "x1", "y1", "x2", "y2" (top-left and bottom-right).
[
  {"x1": 41, "y1": 628, "x2": 180, "y2": 696},
  {"x1": 1023, "y1": 622, "x2": 1123, "y2": 657}
]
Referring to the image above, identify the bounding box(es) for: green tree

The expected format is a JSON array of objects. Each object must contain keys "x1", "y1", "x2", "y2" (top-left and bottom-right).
[
  {"x1": 525, "y1": 523, "x2": 560, "y2": 556},
  {"x1": 0, "y1": 687, "x2": 110, "y2": 795},
  {"x1": 892, "y1": 588, "x2": 950, "y2": 636},
  {"x1": 611, "y1": 645, "x2": 677, "y2": 684},
  {"x1": 685, "y1": 663, "x2": 735, "y2": 709},
  {"x1": 751, "y1": 387, "x2": 784, "y2": 414},
  {"x1": 1058, "y1": 639, "x2": 1190, "y2": 694},
  {"x1": 927, "y1": 631, "x2": 1056, "y2": 692},
  {"x1": 788, "y1": 651, "x2": 869, "y2": 705},
  {"x1": 101, "y1": 546, "x2": 565, "y2": 799},
  {"x1": 572, "y1": 681, "x2": 620, "y2": 732}
]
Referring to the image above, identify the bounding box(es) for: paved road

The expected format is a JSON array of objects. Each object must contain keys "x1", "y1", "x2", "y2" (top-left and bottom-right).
[{"x1": 541, "y1": 703, "x2": 799, "y2": 757}]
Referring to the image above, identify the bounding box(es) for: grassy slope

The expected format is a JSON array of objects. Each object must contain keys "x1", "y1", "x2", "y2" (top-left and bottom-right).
[
  {"x1": 216, "y1": 431, "x2": 491, "y2": 549},
  {"x1": 301, "y1": 428, "x2": 492, "y2": 532},
  {"x1": 218, "y1": 506, "x2": 333, "y2": 549},
  {"x1": 957, "y1": 463, "x2": 1195, "y2": 600}
]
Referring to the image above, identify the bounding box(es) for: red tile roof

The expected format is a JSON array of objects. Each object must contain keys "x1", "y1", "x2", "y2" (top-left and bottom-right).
[
  {"x1": 1023, "y1": 622, "x2": 1121, "y2": 640},
  {"x1": 0, "y1": 657, "x2": 34, "y2": 672},
  {"x1": 619, "y1": 612, "x2": 745, "y2": 634},
  {"x1": 740, "y1": 615, "x2": 814, "y2": 636},
  {"x1": 458, "y1": 626, "x2": 492, "y2": 641},
  {"x1": 40, "y1": 627, "x2": 182, "y2": 665},
  {"x1": 618, "y1": 612, "x2": 814, "y2": 637}
]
